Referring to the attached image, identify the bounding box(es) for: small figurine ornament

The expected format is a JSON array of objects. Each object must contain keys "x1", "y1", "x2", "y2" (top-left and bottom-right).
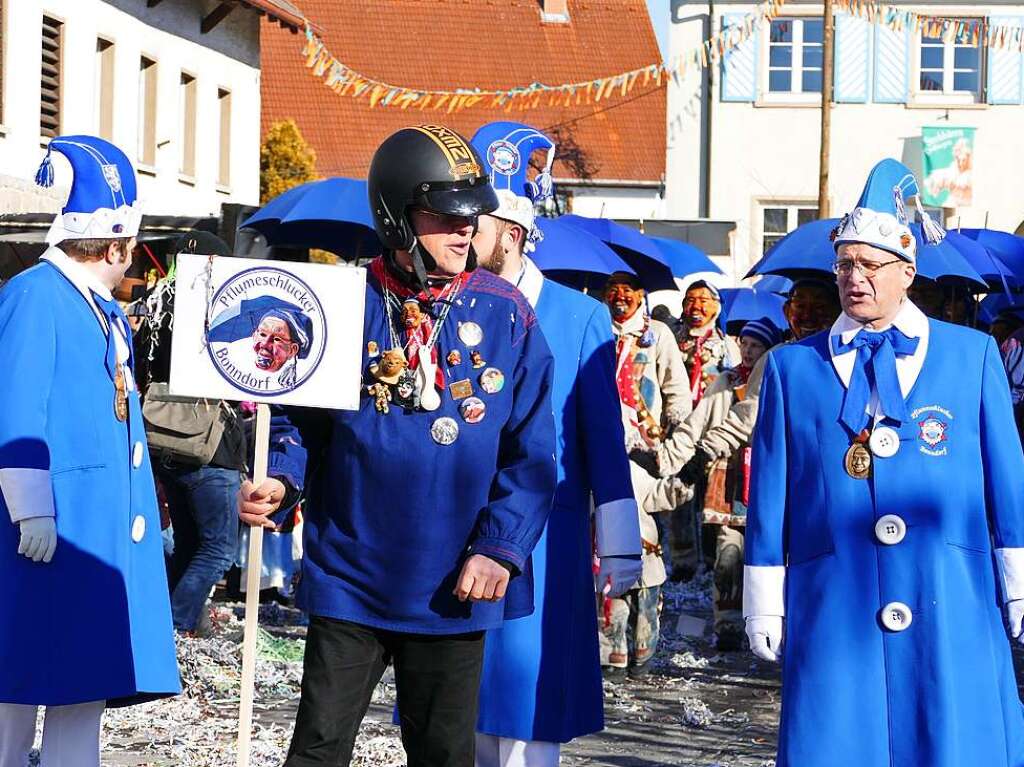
[{"x1": 369, "y1": 349, "x2": 408, "y2": 385}]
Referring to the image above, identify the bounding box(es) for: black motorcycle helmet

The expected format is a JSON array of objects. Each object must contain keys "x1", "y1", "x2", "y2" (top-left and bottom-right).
[{"x1": 368, "y1": 125, "x2": 498, "y2": 287}]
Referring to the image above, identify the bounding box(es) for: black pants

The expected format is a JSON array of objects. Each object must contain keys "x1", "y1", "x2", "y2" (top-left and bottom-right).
[{"x1": 285, "y1": 615, "x2": 485, "y2": 767}]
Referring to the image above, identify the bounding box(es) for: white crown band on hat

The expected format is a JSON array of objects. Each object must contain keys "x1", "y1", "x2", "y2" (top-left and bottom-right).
[
  {"x1": 833, "y1": 207, "x2": 917, "y2": 262},
  {"x1": 45, "y1": 204, "x2": 143, "y2": 245}
]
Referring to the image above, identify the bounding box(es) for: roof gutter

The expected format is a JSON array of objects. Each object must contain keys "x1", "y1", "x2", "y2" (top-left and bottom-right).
[{"x1": 553, "y1": 177, "x2": 662, "y2": 189}]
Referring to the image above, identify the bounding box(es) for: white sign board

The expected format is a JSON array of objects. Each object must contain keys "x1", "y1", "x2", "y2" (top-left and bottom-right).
[{"x1": 170, "y1": 254, "x2": 366, "y2": 409}]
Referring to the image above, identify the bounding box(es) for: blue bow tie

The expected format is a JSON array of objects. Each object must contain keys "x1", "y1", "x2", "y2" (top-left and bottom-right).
[{"x1": 831, "y1": 326, "x2": 919, "y2": 433}]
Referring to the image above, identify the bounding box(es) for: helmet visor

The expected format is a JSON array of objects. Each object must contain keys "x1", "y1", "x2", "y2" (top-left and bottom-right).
[{"x1": 418, "y1": 182, "x2": 499, "y2": 218}]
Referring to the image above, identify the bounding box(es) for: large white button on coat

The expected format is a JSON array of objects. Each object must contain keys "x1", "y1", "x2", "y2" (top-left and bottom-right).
[
  {"x1": 869, "y1": 427, "x2": 900, "y2": 458},
  {"x1": 131, "y1": 515, "x2": 146, "y2": 543},
  {"x1": 132, "y1": 441, "x2": 144, "y2": 469},
  {"x1": 880, "y1": 601, "x2": 913, "y2": 632},
  {"x1": 875, "y1": 514, "x2": 907, "y2": 545}
]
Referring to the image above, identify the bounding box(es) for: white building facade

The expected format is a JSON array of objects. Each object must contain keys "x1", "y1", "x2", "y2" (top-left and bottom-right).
[
  {"x1": 0, "y1": 0, "x2": 297, "y2": 221},
  {"x1": 665, "y1": 0, "x2": 1024, "y2": 283}
]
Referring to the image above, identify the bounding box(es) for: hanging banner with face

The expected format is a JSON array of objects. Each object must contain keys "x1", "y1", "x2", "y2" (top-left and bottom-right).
[
  {"x1": 921, "y1": 126, "x2": 975, "y2": 208},
  {"x1": 170, "y1": 254, "x2": 366, "y2": 409}
]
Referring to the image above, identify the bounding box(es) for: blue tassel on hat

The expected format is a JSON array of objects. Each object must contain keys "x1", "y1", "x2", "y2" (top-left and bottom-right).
[{"x1": 35, "y1": 147, "x2": 54, "y2": 188}]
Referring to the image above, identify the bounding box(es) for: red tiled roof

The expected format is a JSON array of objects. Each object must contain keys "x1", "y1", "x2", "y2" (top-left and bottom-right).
[
  {"x1": 240, "y1": 0, "x2": 308, "y2": 31},
  {"x1": 260, "y1": 0, "x2": 665, "y2": 184}
]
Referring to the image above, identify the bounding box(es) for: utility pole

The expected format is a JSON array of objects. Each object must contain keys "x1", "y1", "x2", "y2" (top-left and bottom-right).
[{"x1": 818, "y1": 0, "x2": 835, "y2": 217}]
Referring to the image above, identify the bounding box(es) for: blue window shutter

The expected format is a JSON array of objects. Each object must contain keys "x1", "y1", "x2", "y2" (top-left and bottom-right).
[
  {"x1": 987, "y1": 17, "x2": 1024, "y2": 105},
  {"x1": 873, "y1": 22, "x2": 910, "y2": 102},
  {"x1": 720, "y1": 13, "x2": 759, "y2": 102},
  {"x1": 834, "y1": 12, "x2": 870, "y2": 103}
]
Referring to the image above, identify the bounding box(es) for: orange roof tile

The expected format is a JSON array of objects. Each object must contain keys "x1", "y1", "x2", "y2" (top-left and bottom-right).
[{"x1": 260, "y1": 0, "x2": 665, "y2": 184}]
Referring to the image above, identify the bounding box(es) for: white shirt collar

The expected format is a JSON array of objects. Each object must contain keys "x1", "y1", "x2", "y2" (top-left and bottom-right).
[
  {"x1": 828, "y1": 299, "x2": 930, "y2": 399},
  {"x1": 40, "y1": 246, "x2": 114, "y2": 303},
  {"x1": 517, "y1": 256, "x2": 545, "y2": 309}
]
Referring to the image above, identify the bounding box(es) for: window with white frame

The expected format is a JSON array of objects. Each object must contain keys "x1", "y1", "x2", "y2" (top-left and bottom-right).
[
  {"x1": 767, "y1": 17, "x2": 824, "y2": 95},
  {"x1": 917, "y1": 19, "x2": 984, "y2": 102},
  {"x1": 761, "y1": 204, "x2": 818, "y2": 254}
]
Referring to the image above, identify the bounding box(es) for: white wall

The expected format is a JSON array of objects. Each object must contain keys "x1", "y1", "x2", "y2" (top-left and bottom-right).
[
  {"x1": 564, "y1": 184, "x2": 666, "y2": 219},
  {"x1": 666, "y1": 0, "x2": 1024, "y2": 283},
  {"x1": 0, "y1": 0, "x2": 262, "y2": 219}
]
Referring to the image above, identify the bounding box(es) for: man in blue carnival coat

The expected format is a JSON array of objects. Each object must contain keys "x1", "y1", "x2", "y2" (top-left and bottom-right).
[
  {"x1": 468, "y1": 122, "x2": 641, "y2": 767},
  {"x1": 0, "y1": 136, "x2": 179, "y2": 767},
  {"x1": 744, "y1": 158, "x2": 1024, "y2": 766},
  {"x1": 238, "y1": 125, "x2": 556, "y2": 767}
]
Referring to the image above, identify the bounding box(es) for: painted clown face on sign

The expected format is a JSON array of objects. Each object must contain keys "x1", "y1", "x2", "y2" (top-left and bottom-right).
[{"x1": 253, "y1": 315, "x2": 300, "y2": 373}]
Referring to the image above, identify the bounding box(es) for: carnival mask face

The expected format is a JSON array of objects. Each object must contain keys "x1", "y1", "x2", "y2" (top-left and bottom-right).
[
  {"x1": 785, "y1": 284, "x2": 842, "y2": 340},
  {"x1": 402, "y1": 301, "x2": 424, "y2": 331},
  {"x1": 253, "y1": 317, "x2": 299, "y2": 373},
  {"x1": 411, "y1": 208, "x2": 476, "y2": 276},
  {"x1": 682, "y1": 287, "x2": 719, "y2": 329},
  {"x1": 604, "y1": 280, "x2": 645, "y2": 322},
  {"x1": 835, "y1": 242, "x2": 915, "y2": 327}
]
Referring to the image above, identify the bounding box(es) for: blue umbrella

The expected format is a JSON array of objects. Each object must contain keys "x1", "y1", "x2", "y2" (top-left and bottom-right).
[
  {"x1": 719, "y1": 288, "x2": 787, "y2": 334},
  {"x1": 978, "y1": 293, "x2": 1024, "y2": 327},
  {"x1": 942, "y1": 230, "x2": 1018, "y2": 291},
  {"x1": 753, "y1": 275, "x2": 793, "y2": 295},
  {"x1": 560, "y1": 214, "x2": 676, "y2": 292},
  {"x1": 649, "y1": 237, "x2": 722, "y2": 277},
  {"x1": 532, "y1": 217, "x2": 634, "y2": 276},
  {"x1": 960, "y1": 229, "x2": 1024, "y2": 286},
  {"x1": 909, "y1": 224, "x2": 986, "y2": 290},
  {"x1": 241, "y1": 177, "x2": 381, "y2": 257},
  {"x1": 747, "y1": 217, "x2": 985, "y2": 288}
]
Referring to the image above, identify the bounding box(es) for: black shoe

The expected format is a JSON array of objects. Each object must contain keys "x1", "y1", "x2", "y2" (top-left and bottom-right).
[
  {"x1": 602, "y1": 666, "x2": 627, "y2": 682},
  {"x1": 628, "y1": 663, "x2": 651, "y2": 679}
]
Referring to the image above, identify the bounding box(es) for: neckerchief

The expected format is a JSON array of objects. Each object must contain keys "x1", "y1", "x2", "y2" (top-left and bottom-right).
[{"x1": 831, "y1": 326, "x2": 920, "y2": 433}]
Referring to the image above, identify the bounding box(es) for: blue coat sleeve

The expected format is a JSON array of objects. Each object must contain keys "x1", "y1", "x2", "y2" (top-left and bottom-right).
[
  {"x1": 266, "y1": 405, "x2": 312, "y2": 528},
  {"x1": 980, "y1": 337, "x2": 1024, "y2": 602},
  {"x1": 469, "y1": 320, "x2": 557, "y2": 573},
  {"x1": 746, "y1": 352, "x2": 788, "y2": 567},
  {"x1": 743, "y1": 351, "x2": 788, "y2": 617},
  {"x1": 0, "y1": 282, "x2": 57, "y2": 522},
  {"x1": 578, "y1": 303, "x2": 640, "y2": 558},
  {"x1": 579, "y1": 303, "x2": 634, "y2": 507}
]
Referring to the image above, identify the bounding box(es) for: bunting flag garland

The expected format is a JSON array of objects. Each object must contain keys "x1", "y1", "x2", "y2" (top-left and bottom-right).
[
  {"x1": 299, "y1": 0, "x2": 788, "y2": 112},
  {"x1": 299, "y1": 0, "x2": 1024, "y2": 112}
]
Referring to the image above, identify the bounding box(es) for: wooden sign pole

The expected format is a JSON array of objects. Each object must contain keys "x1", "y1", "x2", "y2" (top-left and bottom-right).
[{"x1": 236, "y1": 403, "x2": 271, "y2": 767}]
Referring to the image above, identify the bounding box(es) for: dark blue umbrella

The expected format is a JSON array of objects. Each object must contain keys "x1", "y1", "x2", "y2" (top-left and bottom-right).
[
  {"x1": 978, "y1": 292, "x2": 1024, "y2": 326},
  {"x1": 207, "y1": 295, "x2": 312, "y2": 349},
  {"x1": 560, "y1": 214, "x2": 676, "y2": 292},
  {"x1": 719, "y1": 288, "x2": 787, "y2": 335},
  {"x1": 532, "y1": 217, "x2": 634, "y2": 276},
  {"x1": 649, "y1": 237, "x2": 722, "y2": 277},
  {"x1": 241, "y1": 177, "x2": 382, "y2": 258}
]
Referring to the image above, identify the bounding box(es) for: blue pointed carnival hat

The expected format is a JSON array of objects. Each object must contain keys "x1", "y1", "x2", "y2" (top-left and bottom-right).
[
  {"x1": 470, "y1": 121, "x2": 556, "y2": 252},
  {"x1": 35, "y1": 134, "x2": 142, "y2": 245},
  {"x1": 833, "y1": 158, "x2": 944, "y2": 263}
]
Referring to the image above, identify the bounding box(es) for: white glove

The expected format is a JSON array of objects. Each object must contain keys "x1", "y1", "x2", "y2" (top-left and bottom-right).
[
  {"x1": 596, "y1": 555, "x2": 643, "y2": 598},
  {"x1": 746, "y1": 615, "x2": 784, "y2": 662},
  {"x1": 18, "y1": 516, "x2": 57, "y2": 563},
  {"x1": 1007, "y1": 599, "x2": 1024, "y2": 644}
]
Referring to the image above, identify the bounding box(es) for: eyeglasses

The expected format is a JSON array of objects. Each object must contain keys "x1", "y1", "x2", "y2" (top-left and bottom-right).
[
  {"x1": 832, "y1": 258, "x2": 903, "y2": 279},
  {"x1": 412, "y1": 208, "x2": 477, "y2": 230}
]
